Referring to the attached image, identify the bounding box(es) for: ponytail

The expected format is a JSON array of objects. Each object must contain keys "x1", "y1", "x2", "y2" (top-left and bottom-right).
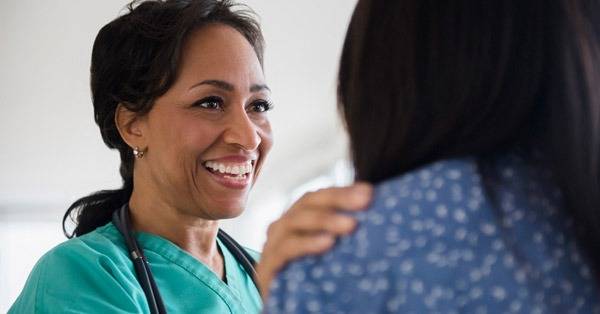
[
  {"x1": 63, "y1": 149, "x2": 135, "y2": 237},
  {"x1": 62, "y1": 181, "x2": 132, "y2": 238}
]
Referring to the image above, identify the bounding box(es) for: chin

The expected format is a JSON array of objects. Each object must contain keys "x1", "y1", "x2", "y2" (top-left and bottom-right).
[
  {"x1": 212, "y1": 208, "x2": 245, "y2": 220},
  {"x1": 207, "y1": 200, "x2": 247, "y2": 220}
]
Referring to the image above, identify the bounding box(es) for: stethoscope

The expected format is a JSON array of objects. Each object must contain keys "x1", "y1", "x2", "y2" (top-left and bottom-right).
[{"x1": 112, "y1": 204, "x2": 259, "y2": 314}]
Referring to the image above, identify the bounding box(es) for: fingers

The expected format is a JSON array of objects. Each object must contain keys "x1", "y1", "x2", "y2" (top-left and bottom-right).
[
  {"x1": 256, "y1": 232, "x2": 336, "y2": 300},
  {"x1": 265, "y1": 182, "x2": 373, "y2": 248},
  {"x1": 283, "y1": 207, "x2": 357, "y2": 235},
  {"x1": 278, "y1": 232, "x2": 336, "y2": 260},
  {"x1": 297, "y1": 182, "x2": 373, "y2": 212},
  {"x1": 275, "y1": 182, "x2": 372, "y2": 235},
  {"x1": 261, "y1": 232, "x2": 336, "y2": 272},
  {"x1": 263, "y1": 209, "x2": 350, "y2": 271},
  {"x1": 256, "y1": 182, "x2": 374, "y2": 300}
]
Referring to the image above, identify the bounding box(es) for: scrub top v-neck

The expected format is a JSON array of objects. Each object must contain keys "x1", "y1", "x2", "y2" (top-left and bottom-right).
[{"x1": 9, "y1": 222, "x2": 262, "y2": 313}]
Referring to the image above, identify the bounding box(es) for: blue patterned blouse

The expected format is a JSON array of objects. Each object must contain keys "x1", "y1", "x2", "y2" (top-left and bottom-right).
[{"x1": 267, "y1": 154, "x2": 600, "y2": 313}]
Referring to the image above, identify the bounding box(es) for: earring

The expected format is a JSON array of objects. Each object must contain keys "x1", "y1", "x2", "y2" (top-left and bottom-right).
[{"x1": 133, "y1": 146, "x2": 146, "y2": 159}]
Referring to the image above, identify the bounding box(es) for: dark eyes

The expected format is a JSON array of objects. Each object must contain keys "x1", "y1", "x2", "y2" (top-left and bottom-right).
[
  {"x1": 193, "y1": 96, "x2": 223, "y2": 110},
  {"x1": 249, "y1": 100, "x2": 274, "y2": 113},
  {"x1": 192, "y1": 96, "x2": 273, "y2": 113}
]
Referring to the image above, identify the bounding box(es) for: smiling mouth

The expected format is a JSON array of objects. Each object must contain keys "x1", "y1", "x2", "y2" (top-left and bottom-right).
[{"x1": 203, "y1": 160, "x2": 255, "y2": 181}]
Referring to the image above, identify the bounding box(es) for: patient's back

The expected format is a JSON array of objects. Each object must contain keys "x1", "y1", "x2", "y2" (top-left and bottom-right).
[{"x1": 268, "y1": 152, "x2": 600, "y2": 314}]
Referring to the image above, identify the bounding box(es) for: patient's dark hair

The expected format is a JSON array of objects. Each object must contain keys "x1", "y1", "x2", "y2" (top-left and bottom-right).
[
  {"x1": 339, "y1": 0, "x2": 600, "y2": 271},
  {"x1": 63, "y1": 0, "x2": 264, "y2": 237}
]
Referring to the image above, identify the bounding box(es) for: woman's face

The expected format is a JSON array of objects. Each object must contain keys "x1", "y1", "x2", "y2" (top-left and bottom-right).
[{"x1": 138, "y1": 24, "x2": 272, "y2": 220}]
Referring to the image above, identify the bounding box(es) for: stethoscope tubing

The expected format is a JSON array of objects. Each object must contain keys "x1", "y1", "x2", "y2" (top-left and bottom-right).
[{"x1": 112, "y1": 204, "x2": 258, "y2": 314}]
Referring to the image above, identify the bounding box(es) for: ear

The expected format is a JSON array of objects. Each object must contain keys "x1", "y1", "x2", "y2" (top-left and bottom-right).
[{"x1": 115, "y1": 103, "x2": 147, "y2": 149}]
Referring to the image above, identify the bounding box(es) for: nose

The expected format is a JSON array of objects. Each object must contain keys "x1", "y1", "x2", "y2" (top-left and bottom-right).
[{"x1": 222, "y1": 109, "x2": 261, "y2": 151}]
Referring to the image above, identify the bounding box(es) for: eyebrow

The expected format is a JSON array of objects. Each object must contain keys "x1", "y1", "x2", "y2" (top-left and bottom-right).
[
  {"x1": 190, "y1": 80, "x2": 271, "y2": 93},
  {"x1": 250, "y1": 84, "x2": 270, "y2": 92}
]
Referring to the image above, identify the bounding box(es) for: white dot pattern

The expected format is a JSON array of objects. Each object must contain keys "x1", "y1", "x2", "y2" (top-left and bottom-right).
[{"x1": 266, "y1": 155, "x2": 600, "y2": 313}]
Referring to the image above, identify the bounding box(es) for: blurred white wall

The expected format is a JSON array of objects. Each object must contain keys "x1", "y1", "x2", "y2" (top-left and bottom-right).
[{"x1": 0, "y1": 0, "x2": 357, "y2": 310}]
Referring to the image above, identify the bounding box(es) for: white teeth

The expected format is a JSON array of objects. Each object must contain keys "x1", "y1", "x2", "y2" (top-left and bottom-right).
[
  {"x1": 225, "y1": 174, "x2": 247, "y2": 180},
  {"x1": 204, "y1": 161, "x2": 253, "y2": 175}
]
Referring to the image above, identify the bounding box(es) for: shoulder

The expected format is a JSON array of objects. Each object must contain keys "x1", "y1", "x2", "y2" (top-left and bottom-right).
[
  {"x1": 366, "y1": 157, "x2": 484, "y2": 234},
  {"x1": 9, "y1": 223, "x2": 144, "y2": 313},
  {"x1": 348, "y1": 157, "x2": 485, "y2": 256},
  {"x1": 267, "y1": 158, "x2": 490, "y2": 313},
  {"x1": 40, "y1": 223, "x2": 130, "y2": 271},
  {"x1": 373, "y1": 157, "x2": 481, "y2": 208}
]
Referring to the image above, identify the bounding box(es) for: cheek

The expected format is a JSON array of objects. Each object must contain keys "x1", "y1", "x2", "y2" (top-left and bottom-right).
[
  {"x1": 169, "y1": 117, "x2": 222, "y2": 152},
  {"x1": 148, "y1": 120, "x2": 222, "y2": 175},
  {"x1": 258, "y1": 121, "x2": 274, "y2": 154},
  {"x1": 254, "y1": 123, "x2": 273, "y2": 180},
  {"x1": 162, "y1": 122, "x2": 221, "y2": 186}
]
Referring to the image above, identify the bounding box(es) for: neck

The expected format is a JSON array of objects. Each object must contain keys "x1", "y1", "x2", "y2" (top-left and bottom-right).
[{"x1": 127, "y1": 187, "x2": 224, "y2": 279}]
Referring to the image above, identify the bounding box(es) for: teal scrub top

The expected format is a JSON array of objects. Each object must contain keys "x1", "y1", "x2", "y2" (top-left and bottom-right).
[{"x1": 9, "y1": 222, "x2": 262, "y2": 313}]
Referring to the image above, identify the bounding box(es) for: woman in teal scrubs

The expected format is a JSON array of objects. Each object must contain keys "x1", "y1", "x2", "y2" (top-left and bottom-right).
[{"x1": 9, "y1": 0, "x2": 371, "y2": 313}]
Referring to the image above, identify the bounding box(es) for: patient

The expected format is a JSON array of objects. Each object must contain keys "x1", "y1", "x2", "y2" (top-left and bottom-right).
[{"x1": 266, "y1": 0, "x2": 600, "y2": 312}]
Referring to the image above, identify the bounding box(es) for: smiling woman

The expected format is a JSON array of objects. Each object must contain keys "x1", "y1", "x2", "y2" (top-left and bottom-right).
[
  {"x1": 120, "y1": 24, "x2": 274, "y2": 227},
  {"x1": 7, "y1": 1, "x2": 371, "y2": 313},
  {"x1": 10, "y1": 1, "x2": 270, "y2": 312}
]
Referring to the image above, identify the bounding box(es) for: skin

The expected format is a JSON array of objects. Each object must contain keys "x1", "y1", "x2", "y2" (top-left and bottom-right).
[{"x1": 115, "y1": 23, "x2": 372, "y2": 299}]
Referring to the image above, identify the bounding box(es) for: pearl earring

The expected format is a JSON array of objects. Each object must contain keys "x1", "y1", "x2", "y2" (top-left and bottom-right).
[{"x1": 133, "y1": 147, "x2": 146, "y2": 159}]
